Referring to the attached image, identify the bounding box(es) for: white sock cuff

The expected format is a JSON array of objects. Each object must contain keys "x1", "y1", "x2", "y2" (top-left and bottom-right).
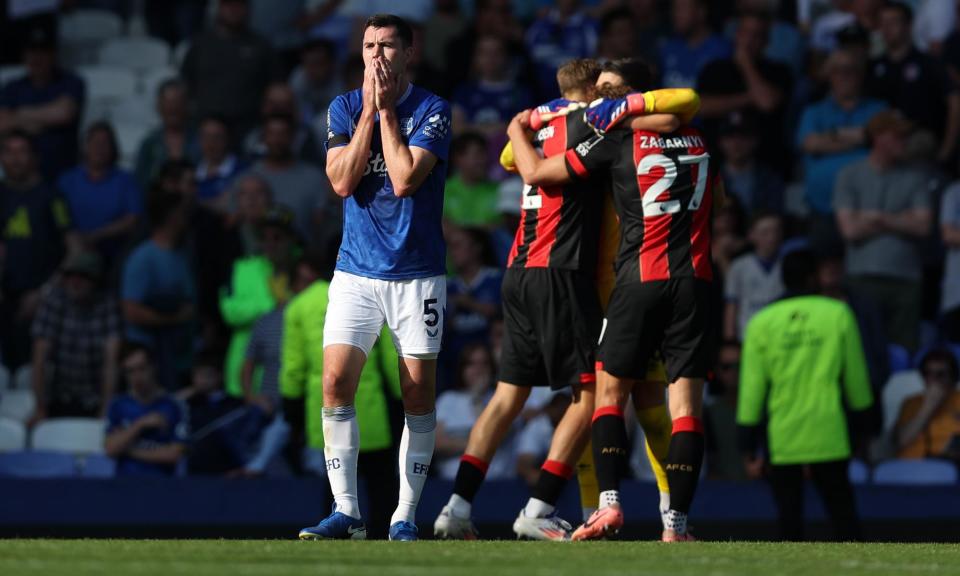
[
  {"x1": 405, "y1": 411, "x2": 436, "y2": 433},
  {"x1": 323, "y1": 405, "x2": 356, "y2": 421}
]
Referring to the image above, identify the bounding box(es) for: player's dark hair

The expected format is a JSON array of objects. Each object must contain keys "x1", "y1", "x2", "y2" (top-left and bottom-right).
[
  {"x1": 364, "y1": 14, "x2": 414, "y2": 48},
  {"x1": 781, "y1": 248, "x2": 818, "y2": 293},
  {"x1": 882, "y1": 1, "x2": 913, "y2": 23},
  {"x1": 557, "y1": 58, "x2": 602, "y2": 95},
  {"x1": 452, "y1": 132, "x2": 487, "y2": 157},
  {"x1": 600, "y1": 7, "x2": 634, "y2": 35},
  {"x1": 601, "y1": 58, "x2": 654, "y2": 92},
  {"x1": 84, "y1": 120, "x2": 119, "y2": 167},
  {"x1": 920, "y1": 348, "x2": 960, "y2": 382}
]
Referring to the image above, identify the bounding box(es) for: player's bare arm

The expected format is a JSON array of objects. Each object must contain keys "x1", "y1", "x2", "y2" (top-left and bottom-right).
[
  {"x1": 374, "y1": 56, "x2": 439, "y2": 198},
  {"x1": 507, "y1": 111, "x2": 571, "y2": 188},
  {"x1": 325, "y1": 66, "x2": 378, "y2": 198}
]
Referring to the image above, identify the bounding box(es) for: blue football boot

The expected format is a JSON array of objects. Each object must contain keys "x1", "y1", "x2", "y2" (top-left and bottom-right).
[
  {"x1": 299, "y1": 506, "x2": 367, "y2": 540},
  {"x1": 388, "y1": 521, "x2": 419, "y2": 541}
]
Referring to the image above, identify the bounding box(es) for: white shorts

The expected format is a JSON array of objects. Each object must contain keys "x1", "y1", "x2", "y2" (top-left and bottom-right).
[{"x1": 323, "y1": 271, "x2": 446, "y2": 359}]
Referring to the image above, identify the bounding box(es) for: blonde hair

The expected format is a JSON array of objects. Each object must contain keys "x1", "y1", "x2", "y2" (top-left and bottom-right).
[{"x1": 556, "y1": 59, "x2": 601, "y2": 97}]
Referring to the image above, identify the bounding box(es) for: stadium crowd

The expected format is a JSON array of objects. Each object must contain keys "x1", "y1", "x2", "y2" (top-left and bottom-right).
[{"x1": 0, "y1": 0, "x2": 958, "y2": 494}]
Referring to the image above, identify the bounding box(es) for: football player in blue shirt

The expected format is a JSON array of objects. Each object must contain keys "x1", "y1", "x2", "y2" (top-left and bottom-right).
[{"x1": 298, "y1": 14, "x2": 452, "y2": 542}]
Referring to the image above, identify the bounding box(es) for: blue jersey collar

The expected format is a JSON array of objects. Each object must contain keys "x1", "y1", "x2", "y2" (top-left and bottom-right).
[{"x1": 397, "y1": 82, "x2": 414, "y2": 107}]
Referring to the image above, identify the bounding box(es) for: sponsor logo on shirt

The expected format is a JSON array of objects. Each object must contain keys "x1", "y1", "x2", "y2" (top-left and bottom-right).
[
  {"x1": 364, "y1": 152, "x2": 388, "y2": 177},
  {"x1": 422, "y1": 113, "x2": 450, "y2": 140},
  {"x1": 536, "y1": 125, "x2": 555, "y2": 142}
]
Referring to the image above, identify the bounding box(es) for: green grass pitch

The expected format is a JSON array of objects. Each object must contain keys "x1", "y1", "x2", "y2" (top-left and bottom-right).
[{"x1": 1, "y1": 540, "x2": 958, "y2": 576}]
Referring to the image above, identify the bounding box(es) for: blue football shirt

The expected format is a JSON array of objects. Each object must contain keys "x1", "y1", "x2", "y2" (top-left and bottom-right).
[
  {"x1": 327, "y1": 83, "x2": 452, "y2": 280},
  {"x1": 106, "y1": 394, "x2": 187, "y2": 477}
]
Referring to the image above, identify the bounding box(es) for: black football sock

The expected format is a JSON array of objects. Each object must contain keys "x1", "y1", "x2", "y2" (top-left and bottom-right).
[
  {"x1": 531, "y1": 459, "x2": 575, "y2": 507},
  {"x1": 666, "y1": 416, "x2": 706, "y2": 514},
  {"x1": 592, "y1": 407, "x2": 629, "y2": 494},
  {"x1": 453, "y1": 455, "x2": 488, "y2": 502}
]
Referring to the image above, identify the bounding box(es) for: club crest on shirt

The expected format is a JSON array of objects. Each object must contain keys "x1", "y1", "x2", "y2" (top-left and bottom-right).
[{"x1": 401, "y1": 117, "x2": 414, "y2": 136}]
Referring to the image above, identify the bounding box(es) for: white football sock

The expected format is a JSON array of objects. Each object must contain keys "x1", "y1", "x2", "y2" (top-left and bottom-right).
[
  {"x1": 322, "y1": 405, "x2": 360, "y2": 519},
  {"x1": 665, "y1": 509, "x2": 688, "y2": 535},
  {"x1": 523, "y1": 498, "x2": 555, "y2": 518},
  {"x1": 449, "y1": 494, "x2": 471, "y2": 519},
  {"x1": 391, "y1": 411, "x2": 436, "y2": 526},
  {"x1": 599, "y1": 490, "x2": 620, "y2": 510},
  {"x1": 659, "y1": 491, "x2": 671, "y2": 530}
]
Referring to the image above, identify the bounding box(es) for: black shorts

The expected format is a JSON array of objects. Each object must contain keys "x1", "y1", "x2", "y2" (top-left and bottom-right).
[
  {"x1": 598, "y1": 278, "x2": 715, "y2": 383},
  {"x1": 499, "y1": 267, "x2": 602, "y2": 390}
]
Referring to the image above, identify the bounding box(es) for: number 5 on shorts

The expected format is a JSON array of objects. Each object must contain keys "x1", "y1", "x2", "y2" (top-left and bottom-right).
[{"x1": 423, "y1": 298, "x2": 440, "y2": 327}]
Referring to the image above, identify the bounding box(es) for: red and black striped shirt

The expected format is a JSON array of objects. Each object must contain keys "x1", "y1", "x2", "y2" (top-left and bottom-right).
[
  {"x1": 564, "y1": 126, "x2": 717, "y2": 284},
  {"x1": 508, "y1": 104, "x2": 602, "y2": 272}
]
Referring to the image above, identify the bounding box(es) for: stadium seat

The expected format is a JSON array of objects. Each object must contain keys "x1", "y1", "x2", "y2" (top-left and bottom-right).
[
  {"x1": 888, "y1": 344, "x2": 911, "y2": 374},
  {"x1": 0, "y1": 451, "x2": 77, "y2": 478},
  {"x1": 0, "y1": 65, "x2": 25, "y2": 87},
  {"x1": 0, "y1": 389, "x2": 36, "y2": 423},
  {"x1": 881, "y1": 370, "x2": 924, "y2": 433},
  {"x1": 873, "y1": 459, "x2": 958, "y2": 485},
  {"x1": 139, "y1": 66, "x2": 178, "y2": 98},
  {"x1": 13, "y1": 365, "x2": 31, "y2": 390},
  {"x1": 112, "y1": 97, "x2": 158, "y2": 127},
  {"x1": 848, "y1": 459, "x2": 870, "y2": 485},
  {"x1": 0, "y1": 418, "x2": 26, "y2": 452},
  {"x1": 78, "y1": 454, "x2": 116, "y2": 478},
  {"x1": 113, "y1": 121, "x2": 152, "y2": 170},
  {"x1": 98, "y1": 37, "x2": 171, "y2": 72},
  {"x1": 32, "y1": 418, "x2": 106, "y2": 455},
  {"x1": 78, "y1": 66, "x2": 138, "y2": 102},
  {"x1": 58, "y1": 9, "x2": 125, "y2": 68}
]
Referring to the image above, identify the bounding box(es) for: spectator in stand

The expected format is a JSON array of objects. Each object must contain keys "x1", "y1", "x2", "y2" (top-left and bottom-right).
[
  {"x1": 195, "y1": 116, "x2": 245, "y2": 205},
  {"x1": 220, "y1": 206, "x2": 297, "y2": 399},
  {"x1": 724, "y1": 212, "x2": 785, "y2": 341},
  {"x1": 59, "y1": 122, "x2": 142, "y2": 272},
  {"x1": 704, "y1": 340, "x2": 747, "y2": 481},
  {"x1": 942, "y1": 180, "x2": 960, "y2": 341},
  {"x1": 0, "y1": 130, "x2": 74, "y2": 370},
  {"x1": 121, "y1": 190, "x2": 195, "y2": 391},
  {"x1": 717, "y1": 111, "x2": 785, "y2": 217},
  {"x1": 422, "y1": 0, "x2": 468, "y2": 74},
  {"x1": 894, "y1": 348, "x2": 960, "y2": 459},
  {"x1": 181, "y1": 0, "x2": 279, "y2": 144},
  {"x1": 0, "y1": 26, "x2": 84, "y2": 181},
  {"x1": 243, "y1": 82, "x2": 322, "y2": 165},
  {"x1": 796, "y1": 48, "x2": 885, "y2": 253},
  {"x1": 289, "y1": 39, "x2": 341, "y2": 152},
  {"x1": 712, "y1": 196, "x2": 750, "y2": 279},
  {"x1": 738, "y1": 249, "x2": 873, "y2": 542},
  {"x1": 596, "y1": 8, "x2": 637, "y2": 64},
  {"x1": 834, "y1": 110, "x2": 933, "y2": 352},
  {"x1": 436, "y1": 343, "x2": 516, "y2": 479},
  {"x1": 105, "y1": 343, "x2": 187, "y2": 477},
  {"x1": 443, "y1": 227, "x2": 503, "y2": 386},
  {"x1": 134, "y1": 79, "x2": 200, "y2": 189},
  {"x1": 228, "y1": 174, "x2": 273, "y2": 259},
  {"x1": 491, "y1": 176, "x2": 523, "y2": 266},
  {"x1": 452, "y1": 36, "x2": 533, "y2": 139},
  {"x1": 281, "y1": 257, "x2": 401, "y2": 537},
  {"x1": 867, "y1": 2, "x2": 960, "y2": 165},
  {"x1": 28, "y1": 251, "x2": 120, "y2": 425},
  {"x1": 810, "y1": 0, "x2": 883, "y2": 58},
  {"x1": 248, "y1": 0, "x2": 308, "y2": 54},
  {"x1": 446, "y1": 0, "x2": 528, "y2": 98},
  {"x1": 515, "y1": 393, "x2": 571, "y2": 487},
  {"x1": 245, "y1": 114, "x2": 330, "y2": 245},
  {"x1": 524, "y1": 0, "x2": 597, "y2": 99},
  {"x1": 660, "y1": 0, "x2": 732, "y2": 88},
  {"x1": 726, "y1": 0, "x2": 805, "y2": 77},
  {"x1": 444, "y1": 133, "x2": 499, "y2": 228},
  {"x1": 698, "y1": 9, "x2": 793, "y2": 172}
]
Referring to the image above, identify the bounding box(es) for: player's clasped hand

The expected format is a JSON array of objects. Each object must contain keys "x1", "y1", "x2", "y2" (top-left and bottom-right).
[
  {"x1": 584, "y1": 97, "x2": 628, "y2": 135},
  {"x1": 362, "y1": 64, "x2": 377, "y2": 113},
  {"x1": 373, "y1": 56, "x2": 397, "y2": 111},
  {"x1": 507, "y1": 110, "x2": 532, "y2": 138}
]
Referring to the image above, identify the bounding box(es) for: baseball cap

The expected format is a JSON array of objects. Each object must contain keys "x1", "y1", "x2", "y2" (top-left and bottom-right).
[
  {"x1": 62, "y1": 251, "x2": 102, "y2": 279},
  {"x1": 867, "y1": 109, "x2": 914, "y2": 139},
  {"x1": 497, "y1": 177, "x2": 524, "y2": 216}
]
